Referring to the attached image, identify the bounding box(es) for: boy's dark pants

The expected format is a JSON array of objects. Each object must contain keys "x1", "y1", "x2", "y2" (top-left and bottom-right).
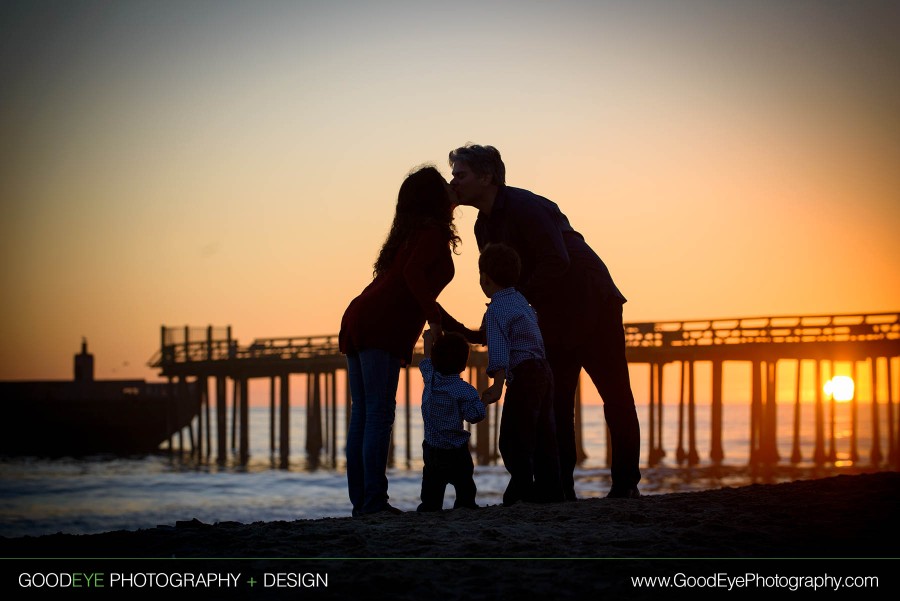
[
  {"x1": 417, "y1": 441, "x2": 478, "y2": 511},
  {"x1": 498, "y1": 358, "x2": 563, "y2": 505}
]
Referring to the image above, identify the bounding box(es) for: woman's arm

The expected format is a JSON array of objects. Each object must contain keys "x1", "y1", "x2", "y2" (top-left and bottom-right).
[
  {"x1": 438, "y1": 304, "x2": 486, "y2": 345},
  {"x1": 403, "y1": 227, "x2": 454, "y2": 325}
]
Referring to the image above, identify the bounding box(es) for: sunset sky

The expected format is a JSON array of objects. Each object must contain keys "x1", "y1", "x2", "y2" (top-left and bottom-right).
[{"x1": 2, "y1": 0, "x2": 898, "y2": 389}]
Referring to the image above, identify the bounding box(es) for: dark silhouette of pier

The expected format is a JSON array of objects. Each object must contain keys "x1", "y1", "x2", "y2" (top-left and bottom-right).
[{"x1": 148, "y1": 312, "x2": 900, "y2": 471}]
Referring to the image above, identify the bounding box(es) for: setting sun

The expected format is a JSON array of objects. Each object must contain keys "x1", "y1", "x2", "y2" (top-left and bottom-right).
[{"x1": 824, "y1": 376, "x2": 855, "y2": 402}]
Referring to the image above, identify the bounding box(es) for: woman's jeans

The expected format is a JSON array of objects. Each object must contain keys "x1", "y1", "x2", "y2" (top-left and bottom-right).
[{"x1": 345, "y1": 349, "x2": 400, "y2": 515}]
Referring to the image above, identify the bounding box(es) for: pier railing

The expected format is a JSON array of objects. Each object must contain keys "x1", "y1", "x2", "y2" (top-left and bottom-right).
[
  {"x1": 150, "y1": 312, "x2": 900, "y2": 372},
  {"x1": 625, "y1": 312, "x2": 899, "y2": 349},
  {"x1": 243, "y1": 335, "x2": 341, "y2": 361},
  {"x1": 149, "y1": 328, "x2": 342, "y2": 370}
]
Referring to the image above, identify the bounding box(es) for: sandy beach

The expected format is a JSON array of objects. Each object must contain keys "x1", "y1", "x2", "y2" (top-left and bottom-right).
[{"x1": 3, "y1": 471, "x2": 898, "y2": 598}]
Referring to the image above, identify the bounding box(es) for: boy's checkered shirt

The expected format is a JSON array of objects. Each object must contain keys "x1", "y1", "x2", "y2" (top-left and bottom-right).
[
  {"x1": 483, "y1": 287, "x2": 546, "y2": 381},
  {"x1": 419, "y1": 358, "x2": 485, "y2": 449}
]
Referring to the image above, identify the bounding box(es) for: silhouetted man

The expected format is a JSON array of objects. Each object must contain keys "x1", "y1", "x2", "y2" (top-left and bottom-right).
[{"x1": 444, "y1": 144, "x2": 641, "y2": 499}]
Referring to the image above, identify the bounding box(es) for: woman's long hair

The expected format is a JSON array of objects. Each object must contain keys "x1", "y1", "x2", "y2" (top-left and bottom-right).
[{"x1": 373, "y1": 165, "x2": 461, "y2": 277}]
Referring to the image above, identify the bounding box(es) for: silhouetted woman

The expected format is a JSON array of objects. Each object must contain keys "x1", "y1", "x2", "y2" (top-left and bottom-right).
[{"x1": 339, "y1": 165, "x2": 460, "y2": 515}]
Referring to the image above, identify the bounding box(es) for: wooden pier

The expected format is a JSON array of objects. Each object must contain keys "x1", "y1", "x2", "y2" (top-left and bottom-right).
[{"x1": 148, "y1": 312, "x2": 900, "y2": 471}]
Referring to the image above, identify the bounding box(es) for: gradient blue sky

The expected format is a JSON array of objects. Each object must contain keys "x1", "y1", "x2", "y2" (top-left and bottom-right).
[{"x1": 2, "y1": 0, "x2": 898, "y2": 383}]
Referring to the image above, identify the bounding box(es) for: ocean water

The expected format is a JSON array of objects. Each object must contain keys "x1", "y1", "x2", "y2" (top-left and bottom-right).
[{"x1": 1, "y1": 402, "x2": 893, "y2": 539}]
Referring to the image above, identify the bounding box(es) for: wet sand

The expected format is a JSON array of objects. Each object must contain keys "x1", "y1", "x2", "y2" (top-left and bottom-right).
[{"x1": 3, "y1": 471, "x2": 898, "y2": 598}]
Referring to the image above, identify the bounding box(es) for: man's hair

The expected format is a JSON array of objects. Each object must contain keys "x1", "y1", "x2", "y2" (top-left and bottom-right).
[
  {"x1": 478, "y1": 243, "x2": 521, "y2": 288},
  {"x1": 449, "y1": 144, "x2": 506, "y2": 186},
  {"x1": 431, "y1": 332, "x2": 470, "y2": 375}
]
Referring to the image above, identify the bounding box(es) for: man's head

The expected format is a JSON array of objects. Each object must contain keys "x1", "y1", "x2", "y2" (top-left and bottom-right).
[
  {"x1": 431, "y1": 332, "x2": 470, "y2": 375},
  {"x1": 449, "y1": 144, "x2": 505, "y2": 209},
  {"x1": 478, "y1": 242, "x2": 521, "y2": 297}
]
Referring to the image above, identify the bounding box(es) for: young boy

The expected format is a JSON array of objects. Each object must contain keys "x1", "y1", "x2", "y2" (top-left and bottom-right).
[
  {"x1": 467, "y1": 242, "x2": 563, "y2": 506},
  {"x1": 417, "y1": 329, "x2": 486, "y2": 512}
]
